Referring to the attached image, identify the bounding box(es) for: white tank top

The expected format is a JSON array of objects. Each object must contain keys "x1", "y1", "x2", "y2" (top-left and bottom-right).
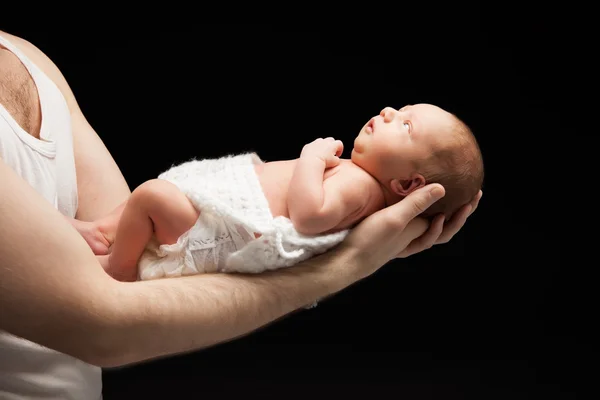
[{"x1": 0, "y1": 34, "x2": 102, "y2": 399}]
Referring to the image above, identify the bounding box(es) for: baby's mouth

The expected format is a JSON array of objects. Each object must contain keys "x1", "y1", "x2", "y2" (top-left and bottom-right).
[{"x1": 366, "y1": 118, "x2": 375, "y2": 134}]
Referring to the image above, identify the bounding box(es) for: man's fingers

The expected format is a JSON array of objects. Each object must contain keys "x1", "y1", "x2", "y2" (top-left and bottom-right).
[
  {"x1": 402, "y1": 213, "x2": 444, "y2": 257},
  {"x1": 393, "y1": 184, "x2": 445, "y2": 227},
  {"x1": 435, "y1": 190, "x2": 481, "y2": 244},
  {"x1": 469, "y1": 190, "x2": 482, "y2": 216},
  {"x1": 437, "y1": 204, "x2": 471, "y2": 244}
]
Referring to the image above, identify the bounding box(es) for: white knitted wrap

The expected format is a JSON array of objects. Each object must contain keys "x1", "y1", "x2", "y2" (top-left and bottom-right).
[{"x1": 138, "y1": 153, "x2": 348, "y2": 277}]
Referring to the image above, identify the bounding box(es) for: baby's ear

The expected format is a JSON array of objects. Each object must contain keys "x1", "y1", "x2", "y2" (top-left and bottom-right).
[{"x1": 390, "y1": 175, "x2": 426, "y2": 196}]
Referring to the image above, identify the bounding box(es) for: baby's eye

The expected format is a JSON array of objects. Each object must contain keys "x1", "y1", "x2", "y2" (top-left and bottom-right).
[{"x1": 403, "y1": 122, "x2": 410, "y2": 131}]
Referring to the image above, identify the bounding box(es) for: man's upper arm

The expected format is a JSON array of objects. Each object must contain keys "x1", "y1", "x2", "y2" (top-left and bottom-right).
[
  {"x1": 2, "y1": 31, "x2": 131, "y2": 220},
  {"x1": 0, "y1": 158, "x2": 121, "y2": 364}
]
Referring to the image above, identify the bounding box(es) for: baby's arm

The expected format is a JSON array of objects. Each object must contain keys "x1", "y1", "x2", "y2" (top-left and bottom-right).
[{"x1": 287, "y1": 138, "x2": 367, "y2": 235}]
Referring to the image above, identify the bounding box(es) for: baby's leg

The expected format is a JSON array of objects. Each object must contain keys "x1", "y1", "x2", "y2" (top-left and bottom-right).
[{"x1": 106, "y1": 179, "x2": 200, "y2": 281}]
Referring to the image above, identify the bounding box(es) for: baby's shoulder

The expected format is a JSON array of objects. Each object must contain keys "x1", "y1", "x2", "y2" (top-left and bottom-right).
[
  {"x1": 332, "y1": 161, "x2": 385, "y2": 224},
  {"x1": 338, "y1": 161, "x2": 383, "y2": 201},
  {"x1": 339, "y1": 160, "x2": 378, "y2": 183}
]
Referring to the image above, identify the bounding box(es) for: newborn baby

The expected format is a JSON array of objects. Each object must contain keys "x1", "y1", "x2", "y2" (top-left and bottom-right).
[{"x1": 72, "y1": 103, "x2": 484, "y2": 281}]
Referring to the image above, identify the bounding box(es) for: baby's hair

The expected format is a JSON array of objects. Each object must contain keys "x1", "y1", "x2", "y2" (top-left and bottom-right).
[{"x1": 417, "y1": 114, "x2": 484, "y2": 219}]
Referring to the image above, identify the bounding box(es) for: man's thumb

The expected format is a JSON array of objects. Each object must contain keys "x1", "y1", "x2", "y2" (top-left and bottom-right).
[{"x1": 406, "y1": 184, "x2": 445, "y2": 217}]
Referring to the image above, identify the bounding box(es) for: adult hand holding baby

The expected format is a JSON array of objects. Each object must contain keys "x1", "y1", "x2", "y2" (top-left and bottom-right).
[
  {"x1": 393, "y1": 188, "x2": 482, "y2": 259},
  {"x1": 340, "y1": 184, "x2": 482, "y2": 280}
]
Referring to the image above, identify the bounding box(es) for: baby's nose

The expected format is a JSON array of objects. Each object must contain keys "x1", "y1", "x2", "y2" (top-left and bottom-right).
[{"x1": 380, "y1": 107, "x2": 397, "y2": 122}]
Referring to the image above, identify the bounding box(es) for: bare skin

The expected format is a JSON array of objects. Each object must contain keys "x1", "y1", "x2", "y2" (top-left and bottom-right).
[
  {"x1": 96, "y1": 103, "x2": 484, "y2": 281},
  {"x1": 0, "y1": 30, "x2": 481, "y2": 368},
  {"x1": 94, "y1": 145, "x2": 385, "y2": 282},
  {"x1": 0, "y1": 46, "x2": 42, "y2": 138},
  {"x1": 98, "y1": 179, "x2": 201, "y2": 282}
]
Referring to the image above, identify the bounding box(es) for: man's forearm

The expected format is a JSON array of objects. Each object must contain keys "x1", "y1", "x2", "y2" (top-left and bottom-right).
[{"x1": 104, "y1": 246, "x2": 359, "y2": 367}]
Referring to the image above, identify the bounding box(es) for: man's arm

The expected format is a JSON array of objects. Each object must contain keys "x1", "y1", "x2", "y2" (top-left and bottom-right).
[
  {"x1": 1, "y1": 157, "x2": 449, "y2": 369},
  {"x1": 0, "y1": 31, "x2": 480, "y2": 369},
  {"x1": 0, "y1": 158, "x2": 368, "y2": 367},
  {"x1": 0, "y1": 31, "x2": 131, "y2": 221}
]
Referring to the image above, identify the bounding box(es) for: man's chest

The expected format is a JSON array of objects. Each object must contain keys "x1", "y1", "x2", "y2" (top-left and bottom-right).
[{"x1": 0, "y1": 47, "x2": 41, "y2": 138}]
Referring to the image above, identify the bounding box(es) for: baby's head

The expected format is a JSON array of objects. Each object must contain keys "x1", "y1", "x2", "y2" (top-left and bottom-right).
[{"x1": 351, "y1": 103, "x2": 484, "y2": 219}]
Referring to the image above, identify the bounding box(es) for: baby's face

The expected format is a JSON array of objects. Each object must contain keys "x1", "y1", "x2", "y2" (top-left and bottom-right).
[{"x1": 351, "y1": 103, "x2": 455, "y2": 181}]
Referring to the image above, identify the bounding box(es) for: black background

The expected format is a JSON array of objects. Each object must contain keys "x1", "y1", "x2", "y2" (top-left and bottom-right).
[{"x1": 3, "y1": 20, "x2": 579, "y2": 400}]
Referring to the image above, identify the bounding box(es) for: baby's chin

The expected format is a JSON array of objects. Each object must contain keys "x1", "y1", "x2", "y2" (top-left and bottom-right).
[
  {"x1": 352, "y1": 137, "x2": 365, "y2": 154},
  {"x1": 350, "y1": 148, "x2": 364, "y2": 165}
]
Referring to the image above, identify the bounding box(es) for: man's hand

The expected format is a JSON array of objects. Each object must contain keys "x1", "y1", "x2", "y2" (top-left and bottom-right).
[
  {"x1": 76, "y1": 220, "x2": 111, "y2": 256},
  {"x1": 64, "y1": 216, "x2": 111, "y2": 255},
  {"x1": 300, "y1": 137, "x2": 344, "y2": 168},
  {"x1": 339, "y1": 185, "x2": 482, "y2": 279},
  {"x1": 396, "y1": 189, "x2": 482, "y2": 258},
  {"x1": 340, "y1": 184, "x2": 446, "y2": 275}
]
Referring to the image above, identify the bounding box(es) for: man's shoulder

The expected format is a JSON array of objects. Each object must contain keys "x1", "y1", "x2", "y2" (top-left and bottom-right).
[
  {"x1": 0, "y1": 31, "x2": 40, "y2": 60},
  {"x1": 0, "y1": 30, "x2": 79, "y2": 115}
]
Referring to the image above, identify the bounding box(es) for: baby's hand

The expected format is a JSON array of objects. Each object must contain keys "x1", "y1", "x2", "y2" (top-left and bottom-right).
[{"x1": 301, "y1": 137, "x2": 344, "y2": 168}]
